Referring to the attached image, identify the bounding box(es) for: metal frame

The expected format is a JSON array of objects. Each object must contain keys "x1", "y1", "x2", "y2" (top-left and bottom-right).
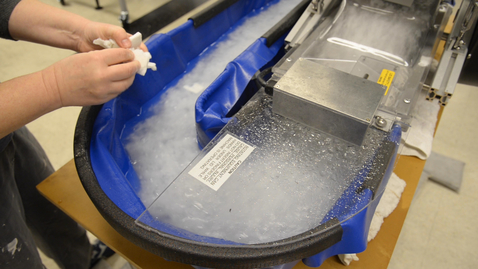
[{"x1": 426, "y1": 0, "x2": 478, "y2": 106}]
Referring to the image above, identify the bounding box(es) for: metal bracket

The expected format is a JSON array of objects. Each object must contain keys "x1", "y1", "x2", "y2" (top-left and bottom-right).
[
  {"x1": 311, "y1": 0, "x2": 319, "y2": 12},
  {"x1": 425, "y1": 0, "x2": 478, "y2": 106},
  {"x1": 284, "y1": 0, "x2": 337, "y2": 49},
  {"x1": 428, "y1": 46, "x2": 466, "y2": 106},
  {"x1": 453, "y1": 1, "x2": 478, "y2": 50}
]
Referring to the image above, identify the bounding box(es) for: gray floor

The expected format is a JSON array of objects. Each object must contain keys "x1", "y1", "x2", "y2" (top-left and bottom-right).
[
  {"x1": 1, "y1": 0, "x2": 477, "y2": 268},
  {"x1": 388, "y1": 83, "x2": 478, "y2": 269}
]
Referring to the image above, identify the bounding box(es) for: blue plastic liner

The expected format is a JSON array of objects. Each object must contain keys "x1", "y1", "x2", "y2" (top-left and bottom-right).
[
  {"x1": 88, "y1": 0, "x2": 401, "y2": 266},
  {"x1": 90, "y1": 0, "x2": 289, "y2": 223},
  {"x1": 195, "y1": 37, "x2": 284, "y2": 148}
]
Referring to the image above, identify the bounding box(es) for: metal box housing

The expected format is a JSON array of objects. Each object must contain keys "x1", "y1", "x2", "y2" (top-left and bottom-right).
[{"x1": 273, "y1": 58, "x2": 386, "y2": 145}]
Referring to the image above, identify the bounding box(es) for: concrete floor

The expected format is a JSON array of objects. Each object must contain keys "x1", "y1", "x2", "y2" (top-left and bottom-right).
[{"x1": 1, "y1": 0, "x2": 477, "y2": 268}]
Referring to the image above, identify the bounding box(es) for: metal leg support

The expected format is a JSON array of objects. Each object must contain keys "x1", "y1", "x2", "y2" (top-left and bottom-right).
[
  {"x1": 118, "y1": 0, "x2": 129, "y2": 28},
  {"x1": 95, "y1": 0, "x2": 103, "y2": 10}
]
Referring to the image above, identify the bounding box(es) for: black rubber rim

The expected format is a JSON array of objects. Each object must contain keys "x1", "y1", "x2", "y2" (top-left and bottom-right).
[{"x1": 74, "y1": 105, "x2": 343, "y2": 268}]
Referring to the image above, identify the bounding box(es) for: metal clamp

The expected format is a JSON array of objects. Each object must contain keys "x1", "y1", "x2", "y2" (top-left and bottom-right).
[{"x1": 453, "y1": 1, "x2": 478, "y2": 50}]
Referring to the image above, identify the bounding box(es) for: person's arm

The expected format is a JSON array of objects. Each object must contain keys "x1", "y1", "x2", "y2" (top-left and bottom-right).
[
  {"x1": 0, "y1": 0, "x2": 144, "y2": 139},
  {"x1": 0, "y1": 49, "x2": 140, "y2": 139},
  {"x1": 8, "y1": 0, "x2": 134, "y2": 52}
]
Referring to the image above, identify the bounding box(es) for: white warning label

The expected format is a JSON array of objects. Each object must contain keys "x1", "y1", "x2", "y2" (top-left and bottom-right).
[{"x1": 188, "y1": 134, "x2": 255, "y2": 191}]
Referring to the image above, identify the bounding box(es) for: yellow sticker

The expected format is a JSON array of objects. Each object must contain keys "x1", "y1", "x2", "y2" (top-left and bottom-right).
[{"x1": 377, "y1": 69, "x2": 395, "y2": 95}]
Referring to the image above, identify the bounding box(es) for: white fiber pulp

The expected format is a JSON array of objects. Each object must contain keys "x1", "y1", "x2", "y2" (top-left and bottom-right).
[
  {"x1": 141, "y1": 92, "x2": 388, "y2": 244},
  {"x1": 125, "y1": 1, "x2": 302, "y2": 218}
]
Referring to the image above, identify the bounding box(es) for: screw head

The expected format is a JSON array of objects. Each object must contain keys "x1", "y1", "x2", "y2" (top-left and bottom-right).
[
  {"x1": 404, "y1": 98, "x2": 411, "y2": 104},
  {"x1": 376, "y1": 117, "x2": 387, "y2": 128}
]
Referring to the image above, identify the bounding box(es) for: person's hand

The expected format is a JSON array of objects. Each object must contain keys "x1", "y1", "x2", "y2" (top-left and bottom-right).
[
  {"x1": 76, "y1": 21, "x2": 148, "y2": 52},
  {"x1": 41, "y1": 48, "x2": 141, "y2": 107}
]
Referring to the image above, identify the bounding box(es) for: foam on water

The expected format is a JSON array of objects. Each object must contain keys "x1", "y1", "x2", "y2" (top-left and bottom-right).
[
  {"x1": 125, "y1": 0, "x2": 303, "y2": 209},
  {"x1": 141, "y1": 91, "x2": 389, "y2": 244}
]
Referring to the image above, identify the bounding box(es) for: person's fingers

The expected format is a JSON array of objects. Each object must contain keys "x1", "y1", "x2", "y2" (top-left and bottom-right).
[
  {"x1": 81, "y1": 77, "x2": 134, "y2": 105},
  {"x1": 139, "y1": 43, "x2": 149, "y2": 52},
  {"x1": 96, "y1": 78, "x2": 136, "y2": 103},
  {"x1": 110, "y1": 27, "x2": 132, "y2": 48},
  {"x1": 106, "y1": 60, "x2": 141, "y2": 81},
  {"x1": 86, "y1": 23, "x2": 130, "y2": 47},
  {"x1": 99, "y1": 48, "x2": 135, "y2": 66},
  {"x1": 112, "y1": 75, "x2": 137, "y2": 92}
]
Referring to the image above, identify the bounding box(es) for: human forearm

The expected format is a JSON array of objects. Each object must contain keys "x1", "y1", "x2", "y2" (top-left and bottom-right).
[
  {"x1": 1, "y1": 0, "x2": 141, "y2": 138},
  {"x1": 8, "y1": 0, "x2": 91, "y2": 51},
  {"x1": 0, "y1": 48, "x2": 139, "y2": 139},
  {"x1": 0, "y1": 71, "x2": 60, "y2": 139},
  {"x1": 8, "y1": 0, "x2": 133, "y2": 52}
]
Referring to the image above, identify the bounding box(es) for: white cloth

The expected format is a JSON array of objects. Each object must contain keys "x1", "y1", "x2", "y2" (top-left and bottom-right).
[
  {"x1": 93, "y1": 32, "x2": 157, "y2": 76},
  {"x1": 400, "y1": 97, "x2": 440, "y2": 160},
  {"x1": 338, "y1": 173, "x2": 406, "y2": 265}
]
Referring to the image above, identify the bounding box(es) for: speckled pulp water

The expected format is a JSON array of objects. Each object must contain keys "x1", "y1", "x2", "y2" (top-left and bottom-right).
[{"x1": 139, "y1": 91, "x2": 388, "y2": 244}]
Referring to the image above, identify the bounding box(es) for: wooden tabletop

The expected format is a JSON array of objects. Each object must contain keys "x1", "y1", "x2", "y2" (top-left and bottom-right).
[{"x1": 37, "y1": 154, "x2": 425, "y2": 269}]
